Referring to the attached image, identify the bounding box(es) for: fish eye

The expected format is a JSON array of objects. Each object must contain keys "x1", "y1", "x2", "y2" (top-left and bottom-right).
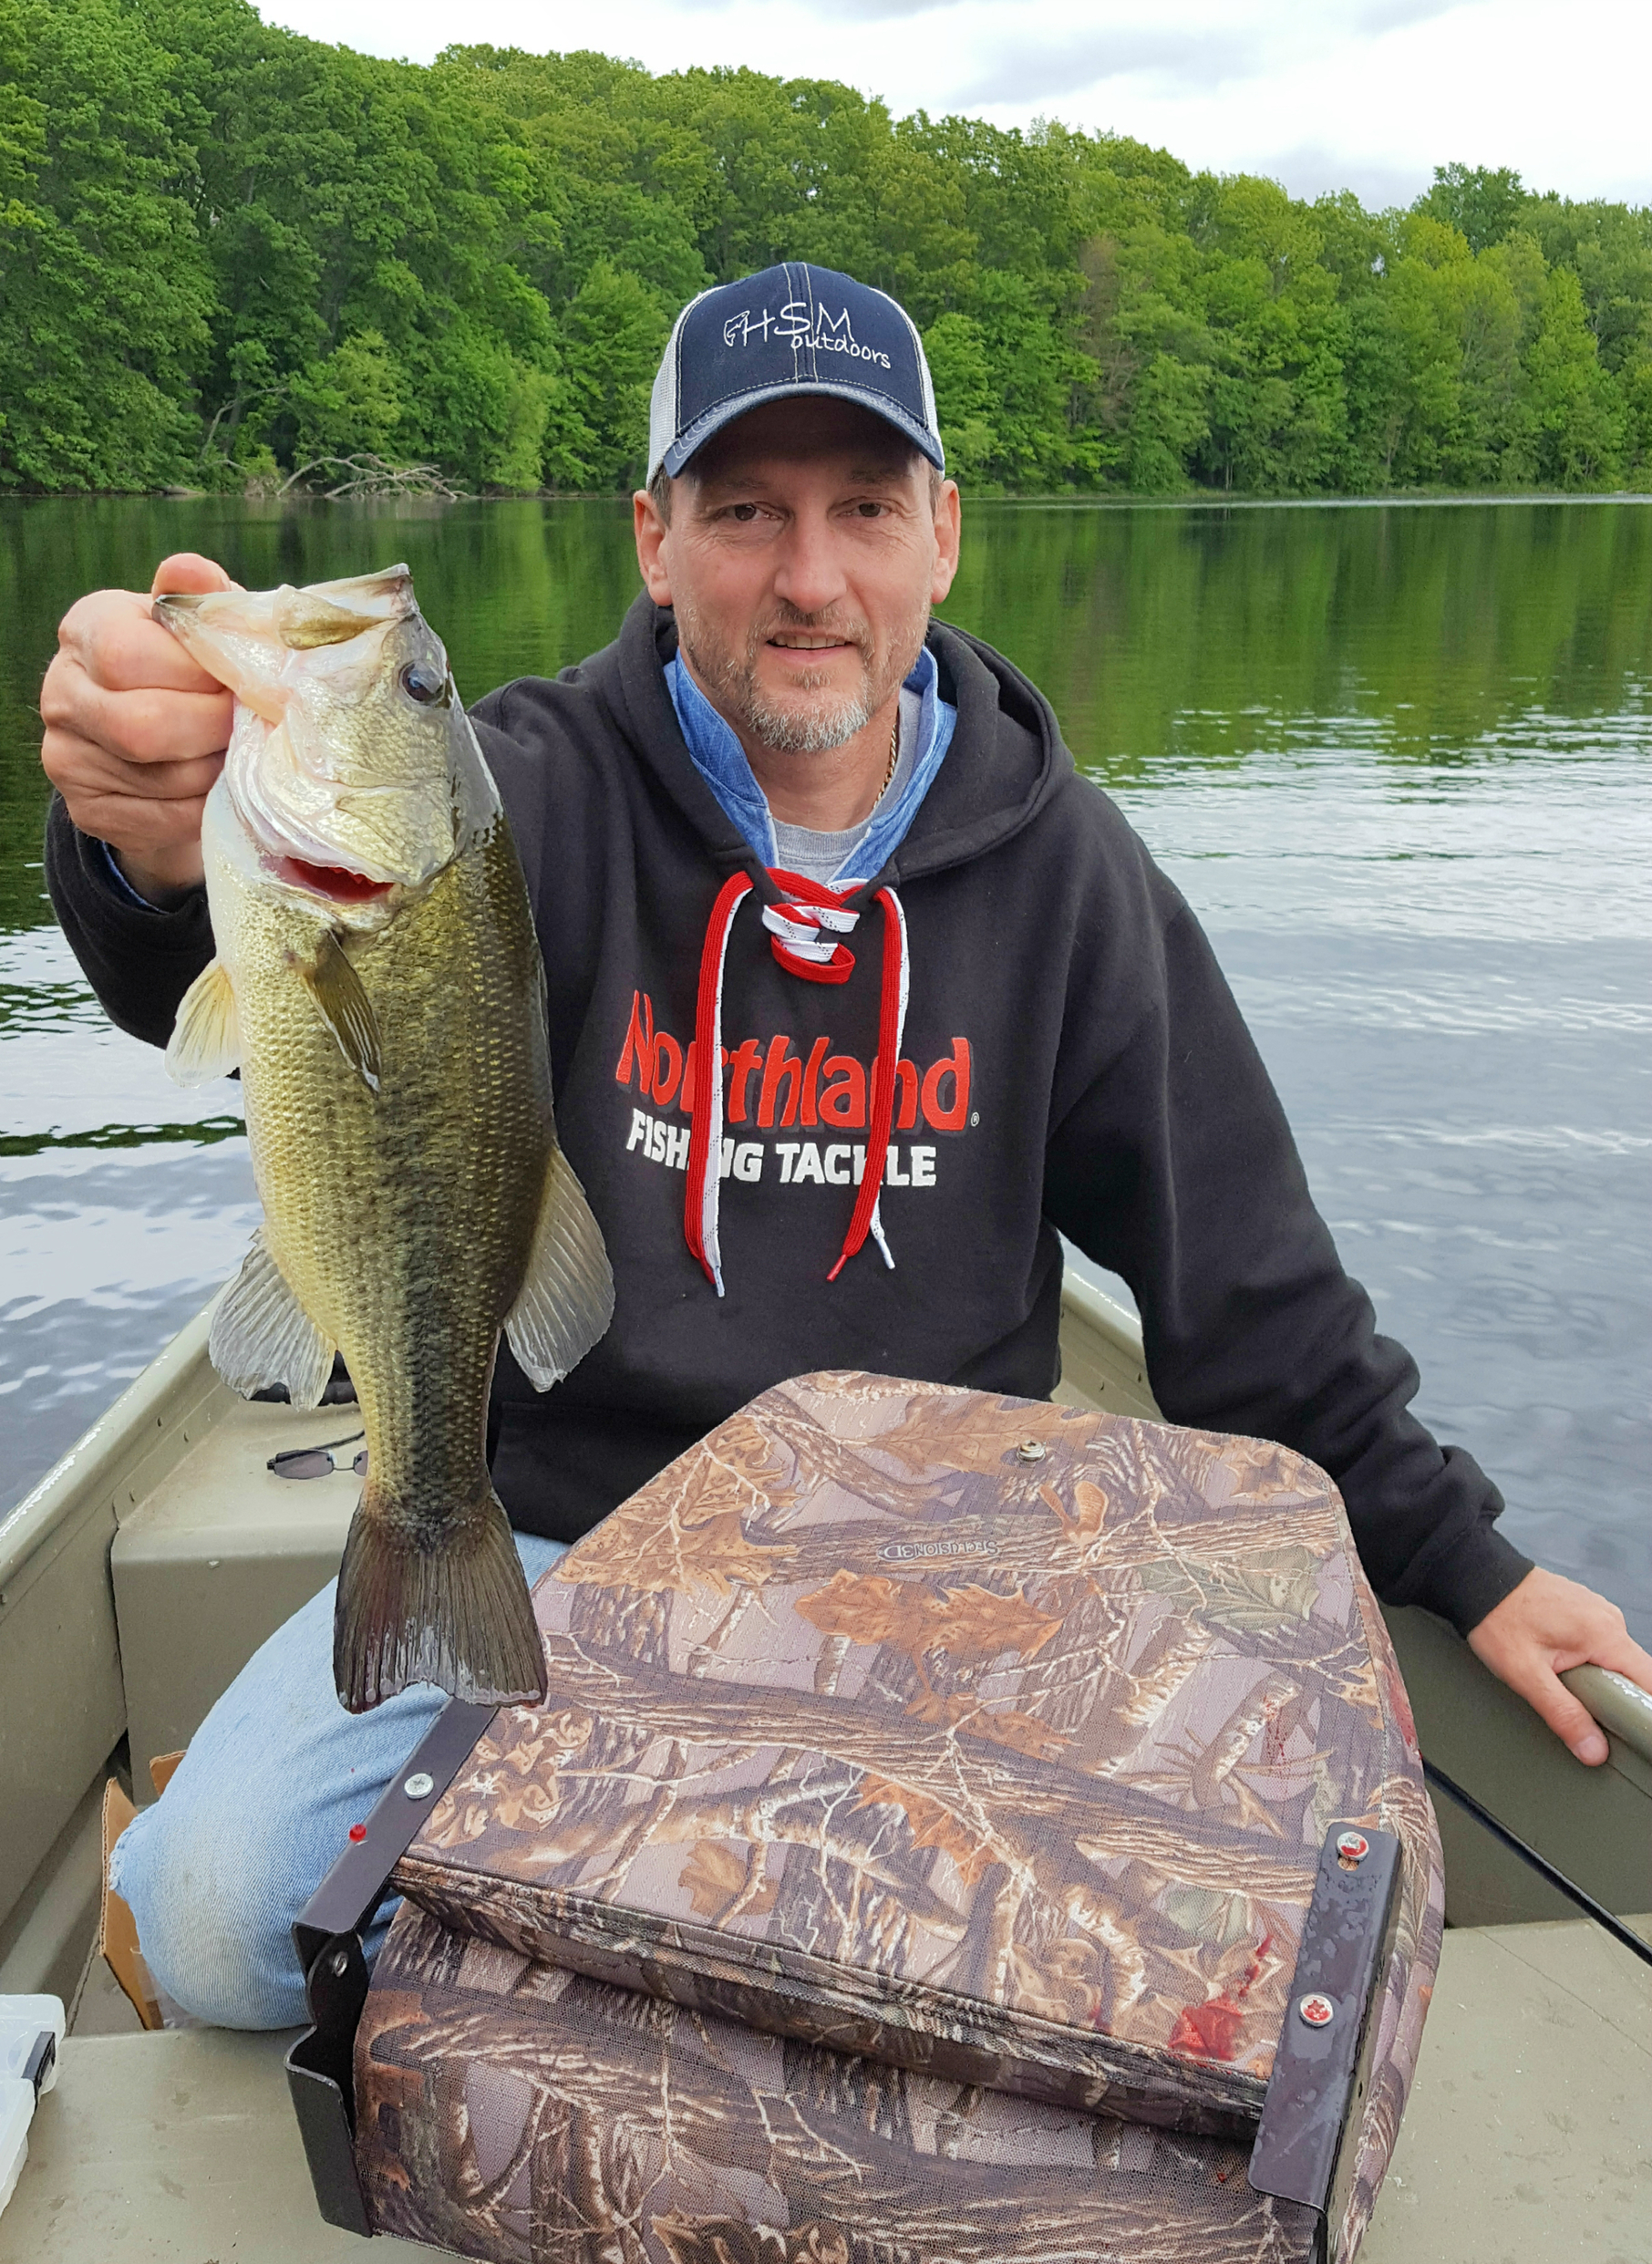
[{"x1": 399, "y1": 660, "x2": 449, "y2": 707}]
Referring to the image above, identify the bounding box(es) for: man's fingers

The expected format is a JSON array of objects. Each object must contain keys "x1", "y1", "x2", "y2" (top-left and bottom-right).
[
  {"x1": 1591, "y1": 1628, "x2": 1652, "y2": 1696},
  {"x1": 150, "y1": 552, "x2": 236, "y2": 599},
  {"x1": 55, "y1": 590, "x2": 229, "y2": 697},
  {"x1": 43, "y1": 724, "x2": 224, "y2": 806},
  {"x1": 59, "y1": 790, "x2": 213, "y2": 860},
  {"x1": 42, "y1": 658, "x2": 232, "y2": 766},
  {"x1": 1520, "y1": 1668, "x2": 1611, "y2": 1766}
]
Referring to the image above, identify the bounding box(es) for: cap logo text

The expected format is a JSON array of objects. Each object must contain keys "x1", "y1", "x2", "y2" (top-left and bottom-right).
[{"x1": 722, "y1": 300, "x2": 893, "y2": 369}]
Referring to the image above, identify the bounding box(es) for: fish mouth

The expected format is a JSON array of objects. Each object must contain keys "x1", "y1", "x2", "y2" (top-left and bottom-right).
[{"x1": 276, "y1": 855, "x2": 397, "y2": 905}]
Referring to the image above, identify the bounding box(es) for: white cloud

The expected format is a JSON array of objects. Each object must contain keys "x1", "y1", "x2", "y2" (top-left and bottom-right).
[
  {"x1": 259, "y1": 0, "x2": 1652, "y2": 209},
  {"x1": 948, "y1": 26, "x2": 1257, "y2": 109}
]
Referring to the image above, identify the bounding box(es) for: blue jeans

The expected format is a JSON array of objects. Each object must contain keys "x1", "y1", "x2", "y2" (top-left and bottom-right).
[{"x1": 108, "y1": 1534, "x2": 567, "y2": 2030}]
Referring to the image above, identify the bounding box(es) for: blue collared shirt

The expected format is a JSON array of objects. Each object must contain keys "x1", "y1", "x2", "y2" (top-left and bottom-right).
[{"x1": 665, "y1": 644, "x2": 956, "y2": 887}]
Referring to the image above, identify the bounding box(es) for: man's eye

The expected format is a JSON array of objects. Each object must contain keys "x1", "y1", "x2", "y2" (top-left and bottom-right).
[
  {"x1": 855, "y1": 501, "x2": 885, "y2": 518},
  {"x1": 729, "y1": 503, "x2": 759, "y2": 522}
]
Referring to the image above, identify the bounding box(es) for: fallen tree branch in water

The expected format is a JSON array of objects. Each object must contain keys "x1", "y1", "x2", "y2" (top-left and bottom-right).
[{"x1": 278, "y1": 455, "x2": 471, "y2": 501}]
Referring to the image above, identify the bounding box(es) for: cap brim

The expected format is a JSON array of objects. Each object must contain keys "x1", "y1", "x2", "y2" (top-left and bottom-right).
[{"x1": 658, "y1": 379, "x2": 945, "y2": 481}]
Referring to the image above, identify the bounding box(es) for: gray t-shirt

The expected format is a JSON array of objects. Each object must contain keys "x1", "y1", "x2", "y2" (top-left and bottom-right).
[{"x1": 769, "y1": 682, "x2": 921, "y2": 885}]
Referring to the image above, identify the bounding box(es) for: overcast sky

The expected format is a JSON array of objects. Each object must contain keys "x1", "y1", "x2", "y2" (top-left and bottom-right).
[{"x1": 258, "y1": 0, "x2": 1650, "y2": 212}]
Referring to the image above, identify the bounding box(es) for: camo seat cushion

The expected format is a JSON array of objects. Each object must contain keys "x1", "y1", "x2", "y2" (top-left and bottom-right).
[
  {"x1": 387, "y1": 1373, "x2": 1441, "y2": 2251},
  {"x1": 356, "y1": 1902, "x2": 1324, "y2": 2264}
]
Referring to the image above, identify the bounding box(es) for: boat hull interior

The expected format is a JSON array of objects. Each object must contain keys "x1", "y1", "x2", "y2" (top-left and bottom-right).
[{"x1": 1, "y1": 1275, "x2": 1647, "y2": 2260}]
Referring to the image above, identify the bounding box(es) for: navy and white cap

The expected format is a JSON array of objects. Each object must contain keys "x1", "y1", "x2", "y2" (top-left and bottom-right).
[{"x1": 648, "y1": 262, "x2": 944, "y2": 483}]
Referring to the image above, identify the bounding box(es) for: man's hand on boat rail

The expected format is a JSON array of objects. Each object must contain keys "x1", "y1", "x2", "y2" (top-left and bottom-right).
[
  {"x1": 1469, "y1": 1567, "x2": 1652, "y2": 1763},
  {"x1": 40, "y1": 553, "x2": 237, "y2": 905}
]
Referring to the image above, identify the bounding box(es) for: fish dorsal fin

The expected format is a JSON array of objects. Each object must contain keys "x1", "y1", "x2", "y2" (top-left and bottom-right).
[
  {"x1": 301, "y1": 932, "x2": 383, "y2": 1091},
  {"x1": 166, "y1": 958, "x2": 241, "y2": 1088},
  {"x1": 504, "y1": 1143, "x2": 615, "y2": 1390},
  {"x1": 210, "y1": 1228, "x2": 336, "y2": 1406}
]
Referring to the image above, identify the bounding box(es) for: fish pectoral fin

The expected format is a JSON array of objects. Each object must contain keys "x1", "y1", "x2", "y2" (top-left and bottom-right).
[
  {"x1": 300, "y1": 931, "x2": 383, "y2": 1092},
  {"x1": 504, "y1": 1143, "x2": 615, "y2": 1390},
  {"x1": 166, "y1": 958, "x2": 241, "y2": 1088},
  {"x1": 209, "y1": 1228, "x2": 336, "y2": 1406}
]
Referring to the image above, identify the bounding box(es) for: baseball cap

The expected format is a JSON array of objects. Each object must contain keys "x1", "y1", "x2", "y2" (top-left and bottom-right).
[{"x1": 647, "y1": 262, "x2": 945, "y2": 483}]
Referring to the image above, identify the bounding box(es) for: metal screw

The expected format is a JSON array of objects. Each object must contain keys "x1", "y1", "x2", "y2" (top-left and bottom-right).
[
  {"x1": 404, "y1": 1772, "x2": 435, "y2": 1799},
  {"x1": 1337, "y1": 1831, "x2": 1370, "y2": 1864},
  {"x1": 1297, "y1": 1992, "x2": 1336, "y2": 2029},
  {"x1": 329, "y1": 1949, "x2": 349, "y2": 1978},
  {"x1": 1016, "y1": 1439, "x2": 1047, "y2": 1463}
]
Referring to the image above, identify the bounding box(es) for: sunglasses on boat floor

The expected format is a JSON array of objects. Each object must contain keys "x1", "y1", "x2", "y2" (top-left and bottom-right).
[{"x1": 268, "y1": 1429, "x2": 368, "y2": 1481}]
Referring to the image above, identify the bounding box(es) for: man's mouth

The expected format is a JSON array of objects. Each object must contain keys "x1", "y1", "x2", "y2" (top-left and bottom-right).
[{"x1": 767, "y1": 634, "x2": 854, "y2": 651}]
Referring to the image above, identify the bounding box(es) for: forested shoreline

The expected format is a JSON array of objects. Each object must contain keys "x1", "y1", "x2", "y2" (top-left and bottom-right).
[{"x1": 4, "y1": 0, "x2": 1651, "y2": 500}]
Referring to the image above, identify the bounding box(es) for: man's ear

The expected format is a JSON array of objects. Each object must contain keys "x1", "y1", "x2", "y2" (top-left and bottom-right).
[
  {"x1": 930, "y1": 480, "x2": 962, "y2": 605},
  {"x1": 634, "y1": 489, "x2": 674, "y2": 606}
]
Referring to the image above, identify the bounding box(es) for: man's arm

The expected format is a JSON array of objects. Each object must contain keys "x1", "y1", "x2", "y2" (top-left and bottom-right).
[{"x1": 1044, "y1": 868, "x2": 1651, "y2": 1763}]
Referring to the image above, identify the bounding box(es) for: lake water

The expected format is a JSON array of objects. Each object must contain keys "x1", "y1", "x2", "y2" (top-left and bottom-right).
[{"x1": 3, "y1": 497, "x2": 1647, "y2": 1642}]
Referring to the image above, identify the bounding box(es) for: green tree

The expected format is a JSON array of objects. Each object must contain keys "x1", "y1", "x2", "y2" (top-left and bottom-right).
[
  {"x1": 288, "y1": 330, "x2": 403, "y2": 463},
  {"x1": 547, "y1": 261, "x2": 669, "y2": 490},
  {"x1": 1523, "y1": 265, "x2": 1624, "y2": 487},
  {"x1": 0, "y1": 0, "x2": 213, "y2": 490},
  {"x1": 1416, "y1": 163, "x2": 1528, "y2": 253},
  {"x1": 922, "y1": 312, "x2": 1000, "y2": 487}
]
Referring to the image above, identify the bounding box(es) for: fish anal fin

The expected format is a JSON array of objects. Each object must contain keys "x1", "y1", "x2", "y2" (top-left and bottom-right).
[
  {"x1": 333, "y1": 1483, "x2": 547, "y2": 1712},
  {"x1": 301, "y1": 931, "x2": 382, "y2": 1091},
  {"x1": 210, "y1": 1228, "x2": 336, "y2": 1406},
  {"x1": 504, "y1": 1142, "x2": 615, "y2": 1390},
  {"x1": 166, "y1": 959, "x2": 241, "y2": 1088}
]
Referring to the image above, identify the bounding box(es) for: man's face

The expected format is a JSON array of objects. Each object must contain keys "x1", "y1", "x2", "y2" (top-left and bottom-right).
[{"x1": 635, "y1": 397, "x2": 961, "y2": 755}]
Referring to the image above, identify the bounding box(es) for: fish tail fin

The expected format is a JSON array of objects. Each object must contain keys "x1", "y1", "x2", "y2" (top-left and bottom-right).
[{"x1": 332, "y1": 1481, "x2": 548, "y2": 1714}]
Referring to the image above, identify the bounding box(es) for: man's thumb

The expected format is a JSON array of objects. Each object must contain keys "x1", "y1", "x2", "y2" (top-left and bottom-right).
[{"x1": 151, "y1": 553, "x2": 236, "y2": 597}]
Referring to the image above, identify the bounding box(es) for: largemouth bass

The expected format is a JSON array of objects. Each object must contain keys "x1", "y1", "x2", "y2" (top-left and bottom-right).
[{"x1": 155, "y1": 565, "x2": 613, "y2": 1713}]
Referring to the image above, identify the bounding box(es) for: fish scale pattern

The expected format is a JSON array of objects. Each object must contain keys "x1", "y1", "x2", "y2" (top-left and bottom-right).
[{"x1": 359, "y1": 1370, "x2": 1442, "y2": 2261}]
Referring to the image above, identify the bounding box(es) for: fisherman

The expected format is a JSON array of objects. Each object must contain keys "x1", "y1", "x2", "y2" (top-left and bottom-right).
[{"x1": 39, "y1": 264, "x2": 1652, "y2": 2029}]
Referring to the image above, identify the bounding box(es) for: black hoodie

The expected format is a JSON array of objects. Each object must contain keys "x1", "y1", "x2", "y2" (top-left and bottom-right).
[{"x1": 46, "y1": 594, "x2": 1533, "y2": 1634}]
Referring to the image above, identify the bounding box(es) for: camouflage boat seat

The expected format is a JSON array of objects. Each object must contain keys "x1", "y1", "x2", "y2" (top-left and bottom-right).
[{"x1": 288, "y1": 1373, "x2": 1442, "y2": 2264}]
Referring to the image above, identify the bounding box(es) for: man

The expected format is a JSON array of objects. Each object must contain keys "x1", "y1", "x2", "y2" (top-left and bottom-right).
[{"x1": 41, "y1": 264, "x2": 1650, "y2": 2027}]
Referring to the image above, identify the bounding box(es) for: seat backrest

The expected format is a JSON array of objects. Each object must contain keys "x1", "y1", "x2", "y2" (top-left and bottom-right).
[{"x1": 388, "y1": 1373, "x2": 1442, "y2": 2256}]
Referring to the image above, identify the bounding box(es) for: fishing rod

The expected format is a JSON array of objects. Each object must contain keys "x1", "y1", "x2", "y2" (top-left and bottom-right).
[{"x1": 1421, "y1": 1756, "x2": 1652, "y2": 1970}]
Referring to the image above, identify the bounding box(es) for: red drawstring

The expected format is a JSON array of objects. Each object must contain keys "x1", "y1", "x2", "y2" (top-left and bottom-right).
[
  {"x1": 680, "y1": 870, "x2": 908, "y2": 1294},
  {"x1": 828, "y1": 888, "x2": 904, "y2": 1280},
  {"x1": 683, "y1": 872, "x2": 753, "y2": 1293},
  {"x1": 761, "y1": 867, "x2": 862, "y2": 983}
]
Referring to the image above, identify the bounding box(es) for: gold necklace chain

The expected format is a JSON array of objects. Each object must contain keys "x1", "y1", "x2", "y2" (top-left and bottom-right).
[{"x1": 879, "y1": 713, "x2": 900, "y2": 801}]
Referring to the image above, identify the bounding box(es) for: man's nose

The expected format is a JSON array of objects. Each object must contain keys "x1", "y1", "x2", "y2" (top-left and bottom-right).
[{"x1": 769, "y1": 510, "x2": 849, "y2": 617}]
